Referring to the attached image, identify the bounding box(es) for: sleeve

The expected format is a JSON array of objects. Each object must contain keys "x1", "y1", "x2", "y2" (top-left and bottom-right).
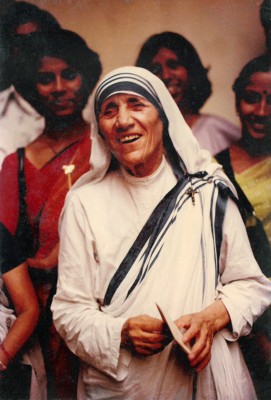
[
  {"x1": 51, "y1": 193, "x2": 128, "y2": 380},
  {"x1": 0, "y1": 154, "x2": 24, "y2": 274},
  {"x1": 217, "y1": 198, "x2": 271, "y2": 340}
]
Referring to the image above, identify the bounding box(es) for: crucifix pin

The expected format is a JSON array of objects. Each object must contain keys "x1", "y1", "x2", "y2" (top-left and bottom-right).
[
  {"x1": 62, "y1": 164, "x2": 75, "y2": 188},
  {"x1": 186, "y1": 186, "x2": 198, "y2": 206}
]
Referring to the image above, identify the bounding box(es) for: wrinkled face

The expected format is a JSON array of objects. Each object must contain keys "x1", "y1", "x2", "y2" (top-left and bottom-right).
[
  {"x1": 98, "y1": 93, "x2": 164, "y2": 177},
  {"x1": 149, "y1": 47, "x2": 188, "y2": 107},
  {"x1": 36, "y1": 56, "x2": 84, "y2": 119},
  {"x1": 239, "y1": 71, "x2": 271, "y2": 140}
]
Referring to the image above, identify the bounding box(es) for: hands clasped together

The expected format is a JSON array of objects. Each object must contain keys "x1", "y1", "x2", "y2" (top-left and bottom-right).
[{"x1": 121, "y1": 300, "x2": 230, "y2": 372}]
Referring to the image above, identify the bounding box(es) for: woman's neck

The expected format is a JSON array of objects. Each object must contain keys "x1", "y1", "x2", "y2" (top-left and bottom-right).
[
  {"x1": 44, "y1": 117, "x2": 89, "y2": 141},
  {"x1": 25, "y1": 117, "x2": 90, "y2": 169},
  {"x1": 239, "y1": 133, "x2": 271, "y2": 157},
  {"x1": 182, "y1": 111, "x2": 201, "y2": 128}
]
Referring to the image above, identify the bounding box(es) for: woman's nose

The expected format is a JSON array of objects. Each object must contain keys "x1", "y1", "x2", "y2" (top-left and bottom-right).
[
  {"x1": 255, "y1": 97, "x2": 270, "y2": 116},
  {"x1": 116, "y1": 108, "x2": 132, "y2": 130},
  {"x1": 161, "y1": 65, "x2": 172, "y2": 81},
  {"x1": 54, "y1": 76, "x2": 66, "y2": 92}
]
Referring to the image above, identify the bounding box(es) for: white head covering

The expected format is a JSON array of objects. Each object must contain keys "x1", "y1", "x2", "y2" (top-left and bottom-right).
[{"x1": 73, "y1": 66, "x2": 222, "y2": 189}]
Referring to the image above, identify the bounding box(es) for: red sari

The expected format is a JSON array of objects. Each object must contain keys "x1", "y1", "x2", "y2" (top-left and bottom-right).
[{"x1": 0, "y1": 133, "x2": 91, "y2": 399}]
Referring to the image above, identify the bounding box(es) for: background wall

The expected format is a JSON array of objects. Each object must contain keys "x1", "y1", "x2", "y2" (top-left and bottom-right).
[{"x1": 6, "y1": 0, "x2": 267, "y2": 125}]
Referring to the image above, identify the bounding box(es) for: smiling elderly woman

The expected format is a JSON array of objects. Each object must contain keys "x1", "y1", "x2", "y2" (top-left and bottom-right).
[{"x1": 52, "y1": 67, "x2": 271, "y2": 400}]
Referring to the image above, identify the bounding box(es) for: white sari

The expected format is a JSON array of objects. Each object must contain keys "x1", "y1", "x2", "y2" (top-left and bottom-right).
[{"x1": 52, "y1": 67, "x2": 271, "y2": 399}]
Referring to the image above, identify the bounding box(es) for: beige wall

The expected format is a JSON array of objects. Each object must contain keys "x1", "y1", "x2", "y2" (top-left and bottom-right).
[{"x1": 21, "y1": 0, "x2": 266, "y2": 125}]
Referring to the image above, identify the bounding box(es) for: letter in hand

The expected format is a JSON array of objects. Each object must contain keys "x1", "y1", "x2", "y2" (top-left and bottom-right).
[
  {"x1": 121, "y1": 314, "x2": 169, "y2": 356},
  {"x1": 156, "y1": 303, "x2": 191, "y2": 354}
]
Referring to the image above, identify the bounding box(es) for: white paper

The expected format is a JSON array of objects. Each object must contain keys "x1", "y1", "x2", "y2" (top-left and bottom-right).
[{"x1": 156, "y1": 303, "x2": 191, "y2": 354}]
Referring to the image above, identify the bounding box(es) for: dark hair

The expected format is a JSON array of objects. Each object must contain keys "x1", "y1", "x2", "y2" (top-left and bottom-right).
[
  {"x1": 15, "y1": 29, "x2": 102, "y2": 113},
  {"x1": 233, "y1": 54, "x2": 271, "y2": 110},
  {"x1": 2, "y1": 1, "x2": 60, "y2": 36},
  {"x1": 260, "y1": 0, "x2": 271, "y2": 31},
  {"x1": 135, "y1": 31, "x2": 212, "y2": 113},
  {"x1": 0, "y1": 2, "x2": 60, "y2": 89}
]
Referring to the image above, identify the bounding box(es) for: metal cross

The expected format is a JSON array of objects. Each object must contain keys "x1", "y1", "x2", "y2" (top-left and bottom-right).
[{"x1": 186, "y1": 186, "x2": 198, "y2": 206}]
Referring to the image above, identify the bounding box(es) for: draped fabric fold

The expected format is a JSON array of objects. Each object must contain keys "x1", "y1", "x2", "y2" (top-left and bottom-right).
[
  {"x1": 36, "y1": 134, "x2": 91, "y2": 259},
  {"x1": 103, "y1": 174, "x2": 234, "y2": 307}
]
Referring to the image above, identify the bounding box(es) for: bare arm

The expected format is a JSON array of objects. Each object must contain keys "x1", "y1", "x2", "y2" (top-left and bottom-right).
[
  {"x1": 175, "y1": 300, "x2": 230, "y2": 372},
  {"x1": 27, "y1": 243, "x2": 59, "y2": 269},
  {"x1": 0, "y1": 262, "x2": 40, "y2": 368}
]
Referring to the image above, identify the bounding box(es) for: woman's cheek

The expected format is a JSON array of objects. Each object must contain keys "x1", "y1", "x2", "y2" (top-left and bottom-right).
[{"x1": 36, "y1": 84, "x2": 51, "y2": 97}]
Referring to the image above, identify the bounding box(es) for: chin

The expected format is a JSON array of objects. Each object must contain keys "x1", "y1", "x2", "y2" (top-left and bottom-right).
[
  {"x1": 242, "y1": 130, "x2": 271, "y2": 156},
  {"x1": 120, "y1": 158, "x2": 143, "y2": 170},
  {"x1": 46, "y1": 111, "x2": 81, "y2": 125},
  {"x1": 248, "y1": 132, "x2": 267, "y2": 140}
]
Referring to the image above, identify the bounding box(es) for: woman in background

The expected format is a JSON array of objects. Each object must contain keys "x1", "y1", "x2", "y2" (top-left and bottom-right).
[
  {"x1": 136, "y1": 32, "x2": 271, "y2": 275},
  {"x1": 231, "y1": 55, "x2": 271, "y2": 248},
  {"x1": 230, "y1": 55, "x2": 271, "y2": 400},
  {"x1": 0, "y1": 257, "x2": 40, "y2": 399},
  {"x1": 0, "y1": 29, "x2": 102, "y2": 399},
  {"x1": 136, "y1": 31, "x2": 241, "y2": 156}
]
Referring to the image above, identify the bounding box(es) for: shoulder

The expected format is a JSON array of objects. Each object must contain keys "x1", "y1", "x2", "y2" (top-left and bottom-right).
[
  {"x1": 196, "y1": 114, "x2": 240, "y2": 133},
  {"x1": 1, "y1": 151, "x2": 19, "y2": 175},
  {"x1": 0, "y1": 87, "x2": 11, "y2": 116},
  {"x1": 193, "y1": 114, "x2": 241, "y2": 154},
  {"x1": 201, "y1": 168, "x2": 238, "y2": 200},
  {"x1": 65, "y1": 170, "x2": 124, "y2": 209}
]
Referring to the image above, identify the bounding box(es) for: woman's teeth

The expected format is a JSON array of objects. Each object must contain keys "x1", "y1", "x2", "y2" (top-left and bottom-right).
[{"x1": 119, "y1": 135, "x2": 141, "y2": 143}]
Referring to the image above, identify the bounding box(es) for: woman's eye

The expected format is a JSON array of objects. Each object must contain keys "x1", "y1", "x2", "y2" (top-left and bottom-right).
[
  {"x1": 101, "y1": 107, "x2": 116, "y2": 117},
  {"x1": 129, "y1": 97, "x2": 146, "y2": 109},
  {"x1": 104, "y1": 109, "x2": 114, "y2": 115},
  {"x1": 36, "y1": 73, "x2": 54, "y2": 85},
  {"x1": 242, "y1": 91, "x2": 262, "y2": 104},
  {"x1": 149, "y1": 64, "x2": 161, "y2": 75},
  {"x1": 100, "y1": 101, "x2": 118, "y2": 117},
  {"x1": 134, "y1": 102, "x2": 144, "y2": 107},
  {"x1": 167, "y1": 59, "x2": 181, "y2": 69},
  {"x1": 62, "y1": 69, "x2": 80, "y2": 81}
]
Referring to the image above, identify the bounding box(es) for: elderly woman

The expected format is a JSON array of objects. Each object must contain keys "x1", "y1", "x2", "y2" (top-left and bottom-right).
[
  {"x1": 136, "y1": 31, "x2": 241, "y2": 156},
  {"x1": 0, "y1": 29, "x2": 101, "y2": 399},
  {"x1": 52, "y1": 67, "x2": 271, "y2": 399}
]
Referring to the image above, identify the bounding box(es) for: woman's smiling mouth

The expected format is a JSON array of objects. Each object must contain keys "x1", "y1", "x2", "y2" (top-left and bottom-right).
[{"x1": 118, "y1": 134, "x2": 142, "y2": 144}]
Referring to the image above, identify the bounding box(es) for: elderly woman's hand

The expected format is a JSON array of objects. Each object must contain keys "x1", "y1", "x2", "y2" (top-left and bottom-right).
[
  {"x1": 175, "y1": 300, "x2": 230, "y2": 372},
  {"x1": 121, "y1": 315, "x2": 169, "y2": 355}
]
